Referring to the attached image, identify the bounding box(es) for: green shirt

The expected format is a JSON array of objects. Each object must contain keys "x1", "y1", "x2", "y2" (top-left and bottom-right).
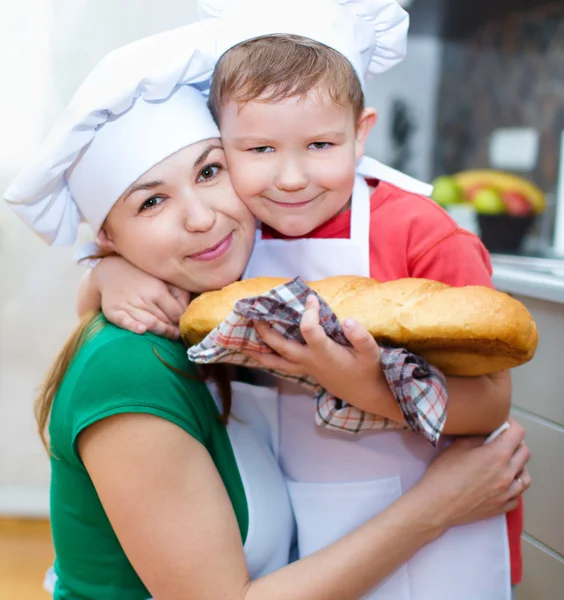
[{"x1": 49, "y1": 317, "x2": 247, "y2": 599}]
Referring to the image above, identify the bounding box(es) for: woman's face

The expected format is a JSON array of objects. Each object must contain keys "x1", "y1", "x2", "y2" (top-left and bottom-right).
[{"x1": 98, "y1": 139, "x2": 256, "y2": 293}]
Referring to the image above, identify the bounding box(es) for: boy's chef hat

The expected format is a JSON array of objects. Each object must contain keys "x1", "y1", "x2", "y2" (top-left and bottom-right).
[
  {"x1": 4, "y1": 20, "x2": 220, "y2": 246},
  {"x1": 198, "y1": 0, "x2": 409, "y2": 84}
]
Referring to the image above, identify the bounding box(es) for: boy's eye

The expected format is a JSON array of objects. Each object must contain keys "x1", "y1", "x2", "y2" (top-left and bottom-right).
[
  {"x1": 250, "y1": 146, "x2": 274, "y2": 154},
  {"x1": 309, "y1": 142, "x2": 331, "y2": 150},
  {"x1": 140, "y1": 195, "x2": 165, "y2": 212},
  {"x1": 197, "y1": 164, "x2": 221, "y2": 182}
]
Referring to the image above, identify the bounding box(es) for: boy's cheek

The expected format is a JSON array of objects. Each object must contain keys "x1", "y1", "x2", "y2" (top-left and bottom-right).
[{"x1": 225, "y1": 155, "x2": 263, "y2": 202}]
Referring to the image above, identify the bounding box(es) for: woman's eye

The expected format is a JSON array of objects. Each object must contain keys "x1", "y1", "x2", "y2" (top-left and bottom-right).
[
  {"x1": 309, "y1": 142, "x2": 331, "y2": 150},
  {"x1": 140, "y1": 195, "x2": 165, "y2": 212},
  {"x1": 250, "y1": 146, "x2": 274, "y2": 154},
  {"x1": 197, "y1": 164, "x2": 221, "y2": 182}
]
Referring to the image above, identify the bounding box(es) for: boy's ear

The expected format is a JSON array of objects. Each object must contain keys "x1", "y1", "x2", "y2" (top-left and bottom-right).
[
  {"x1": 355, "y1": 108, "x2": 378, "y2": 161},
  {"x1": 96, "y1": 227, "x2": 117, "y2": 253}
]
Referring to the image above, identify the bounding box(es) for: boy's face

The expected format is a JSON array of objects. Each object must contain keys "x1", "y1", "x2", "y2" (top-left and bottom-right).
[{"x1": 219, "y1": 88, "x2": 376, "y2": 237}]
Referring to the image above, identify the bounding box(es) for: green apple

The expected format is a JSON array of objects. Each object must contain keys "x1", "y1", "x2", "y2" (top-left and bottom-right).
[
  {"x1": 472, "y1": 188, "x2": 506, "y2": 215},
  {"x1": 431, "y1": 176, "x2": 463, "y2": 207}
]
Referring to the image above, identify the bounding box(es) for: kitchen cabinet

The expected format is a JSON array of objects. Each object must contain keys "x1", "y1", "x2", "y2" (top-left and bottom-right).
[{"x1": 492, "y1": 257, "x2": 564, "y2": 599}]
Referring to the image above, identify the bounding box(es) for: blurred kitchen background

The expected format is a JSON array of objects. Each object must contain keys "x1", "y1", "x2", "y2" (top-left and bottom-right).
[{"x1": 1, "y1": 1, "x2": 563, "y2": 598}]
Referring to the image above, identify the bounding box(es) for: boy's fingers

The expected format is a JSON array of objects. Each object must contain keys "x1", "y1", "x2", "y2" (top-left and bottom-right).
[
  {"x1": 168, "y1": 285, "x2": 191, "y2": 307},
  {"x1": 342, "y1": 318, "x2": 380, "y2": 358},
  {"x1": 243, "y1": 350, "x2": 306, "y2": 376},
  {"x1": 107, "y1": 309, "x2": 147, "y2": 335},
  {"x1": 145, "y1": 301, "x2": 176, "y2": 326},
  {"x1": 254, "y1": 321, "x2": 304, "y2": 362},
  {"x1": 300, "y1": 301, "x2": 329, "y2": 350},
  {"x1": 154, "y1": 293, "x2": 186, "y2": 325},
  {"x1": 127, "y1": 307, "x2": 179, "y2": 340}
]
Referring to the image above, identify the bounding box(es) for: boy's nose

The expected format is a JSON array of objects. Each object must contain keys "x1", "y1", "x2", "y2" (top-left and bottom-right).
[{"x1": 274, "y1": 158, "x2": 308, "y2": 192}]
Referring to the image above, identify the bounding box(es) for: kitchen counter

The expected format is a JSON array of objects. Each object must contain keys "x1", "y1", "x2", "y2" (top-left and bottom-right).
[{"x1": 491, "y1": 255, "x2": 564, "y2": 303}]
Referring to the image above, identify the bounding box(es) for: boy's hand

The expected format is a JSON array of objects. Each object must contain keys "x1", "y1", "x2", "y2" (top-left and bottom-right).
[
  {"x1": 244, "y1": 295, "x2": 402, "y2": 421},
  {"x1": 92, "y1": 256, "x2": 190, "y2": 340}
]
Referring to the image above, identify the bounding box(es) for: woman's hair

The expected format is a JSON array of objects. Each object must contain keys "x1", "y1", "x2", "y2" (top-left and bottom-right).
[
  {"x1": 36, "y1": 312, "x2": 104, "y2": 452},
  {"x1": 209, "y1": 34, "x2": 365, "y2": 123},
  {"x1": 36, "y1": 247, "x2": 234, "y2": 452},
  {"x1": 37, "y1": 311, "x2": 234, "y2": 453}
]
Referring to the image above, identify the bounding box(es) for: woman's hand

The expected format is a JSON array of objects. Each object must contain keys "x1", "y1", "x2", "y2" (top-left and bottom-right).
[
  {"x1": 414, "y1": 418, "x2": 531, "y2": 531},
  {"x1": 90, "y1": 256, "x2": 189, "y2": 339},
  {"x1": 245, "y1": 295, "x2": 401, "y2": 420}
]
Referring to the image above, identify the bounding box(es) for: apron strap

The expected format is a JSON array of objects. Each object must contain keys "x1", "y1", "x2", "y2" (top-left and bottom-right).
[
  {"x1": 350, "y1": 175, "x2": 371, "y2": 242},
  {"x1": 356, "y1": 155, "x2": 433, "y2": 197}
]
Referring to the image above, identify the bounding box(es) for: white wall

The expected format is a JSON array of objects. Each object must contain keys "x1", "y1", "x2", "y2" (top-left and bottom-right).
[
  {"x1": 0, "y1": 0, "x2": 201, "y2": 517},
  {"x1": 364, "y1": 34, "x2": 442, "y2": 183}
]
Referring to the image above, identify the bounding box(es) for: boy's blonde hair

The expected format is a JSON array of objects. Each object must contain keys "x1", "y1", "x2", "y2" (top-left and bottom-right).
[{"x1": 209, "y1": 34, "x2": 365, "y2": 123}]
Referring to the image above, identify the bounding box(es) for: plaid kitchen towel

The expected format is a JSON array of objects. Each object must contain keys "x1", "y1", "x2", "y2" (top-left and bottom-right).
[{"x1": 188, "y1": 277, "x2": 447, "y2": 446}]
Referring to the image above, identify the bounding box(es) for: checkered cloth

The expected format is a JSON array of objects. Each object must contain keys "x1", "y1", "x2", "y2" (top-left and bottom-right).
[{"x1": 188, "y1": 277, "x2": 447, "y2": 446}]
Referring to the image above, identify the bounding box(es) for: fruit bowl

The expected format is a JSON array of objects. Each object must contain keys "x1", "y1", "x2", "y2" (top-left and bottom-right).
[
  {"x1": 430, "y1": 170, "x2": 545, "y2": 255},
  {"x1": 477, "y1": 214, "x2": 535, "y2": 254}
]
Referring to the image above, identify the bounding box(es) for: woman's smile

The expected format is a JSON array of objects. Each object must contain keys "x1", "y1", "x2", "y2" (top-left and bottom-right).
[{"x1": 187, "y1": 231, "x2": 234, "y2": 262}]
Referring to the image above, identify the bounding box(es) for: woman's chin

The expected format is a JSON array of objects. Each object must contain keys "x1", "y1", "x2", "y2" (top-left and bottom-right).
[{"x1": 187, "y1": 268, "x2": 244, "y2": 295}]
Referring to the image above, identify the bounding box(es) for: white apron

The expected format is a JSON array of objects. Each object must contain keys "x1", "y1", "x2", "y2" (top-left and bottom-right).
[
  {"x1": 207, "y1": 380, "x2": 295, "y2": 577},
  {"x1": 242, "y1": 161, "x2": 511, "y2": 600},
  {"x1": 45, "y1": 382, "x2": 295, "y2": 596}
]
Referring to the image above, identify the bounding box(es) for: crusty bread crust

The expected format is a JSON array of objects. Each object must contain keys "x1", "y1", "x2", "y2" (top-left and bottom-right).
[{"x1": 180, "y1": 276, "x2": 538, "y2": 376}]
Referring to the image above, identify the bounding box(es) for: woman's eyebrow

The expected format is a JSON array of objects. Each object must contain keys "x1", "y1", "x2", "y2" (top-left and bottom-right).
[
  {"x1": 194, "y1": 144, "x2": 223, "y2": 167},
  {"x1": 122, "y1": 180, "x2": 164, "y2": 202}
]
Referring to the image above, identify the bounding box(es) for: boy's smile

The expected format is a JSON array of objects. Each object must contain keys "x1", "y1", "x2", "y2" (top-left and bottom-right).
[{"x1": 219, "y1": 87, "x2": 376, "y2": 237}]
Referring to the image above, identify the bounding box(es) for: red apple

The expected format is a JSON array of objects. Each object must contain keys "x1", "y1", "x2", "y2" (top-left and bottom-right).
[{"x1": 501, "y1": 191, "x2": 534, "y2": 216}]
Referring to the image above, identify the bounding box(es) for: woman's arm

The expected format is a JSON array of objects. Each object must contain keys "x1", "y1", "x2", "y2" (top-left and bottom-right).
[{"x1": 79, "y1": 413, "x2": 529, "y2": 600}]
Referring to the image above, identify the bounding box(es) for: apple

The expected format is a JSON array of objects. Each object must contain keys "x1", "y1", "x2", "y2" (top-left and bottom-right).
[
  {"x1": 501, "y1": 191, "x2": 534, "y2": 217},
  {"x1": 464, "y1": 184, "x2": 488, "y2": 202},
  {"x1": 472, "y1": 188, "x2": 506, "y2": 214},
  {"x1": 431, "y1": 176, "x2": 464, "y2": 207}
]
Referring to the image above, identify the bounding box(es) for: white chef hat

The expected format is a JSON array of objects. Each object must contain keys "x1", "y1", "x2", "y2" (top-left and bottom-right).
[
  {"x1": 199, "y1": 0, "x2": 409, "y2": 85},
  {"x1": 4, "y1": 20, "x2": 220, "y2": 246}
]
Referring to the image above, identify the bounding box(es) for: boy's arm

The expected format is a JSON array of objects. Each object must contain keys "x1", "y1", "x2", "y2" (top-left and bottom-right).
[
  {"x1": 76, "y1": 256, "x2": 189, "y2": 339},
  {"x1": 408, "y1": 227, "x2": 512, "y2": 434},
  {"x1": 440, "y1": 371, "x2": 511, "y2": 435}
]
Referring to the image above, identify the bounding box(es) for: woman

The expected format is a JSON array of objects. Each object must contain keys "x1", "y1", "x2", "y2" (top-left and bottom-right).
[{"x1": 5, "y1": 35, "x2": 530, "y2": 600}]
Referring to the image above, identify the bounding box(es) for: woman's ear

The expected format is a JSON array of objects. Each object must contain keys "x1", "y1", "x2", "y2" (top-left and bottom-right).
[
  {"x1": 355, "y1": 108, "x2": 378, "y2": 161},
  {"x1": 96, "y1": 227, "x2": 117, "y2": 253}
]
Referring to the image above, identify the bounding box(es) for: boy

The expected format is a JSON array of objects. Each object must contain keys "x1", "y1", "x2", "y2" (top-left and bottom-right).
[{"x1": 82, "y1": 1, "x2": 522, "y2": 597}]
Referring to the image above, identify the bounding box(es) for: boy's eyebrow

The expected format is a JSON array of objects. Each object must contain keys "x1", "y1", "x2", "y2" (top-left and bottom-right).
[
  {"x1": 308, "y1": 131, "x2": 347, "y2": 141},
  {"x1": 234, "y1": 137, "x2": 277, "y2": 145},
  {"x1": 235, "y1": 132, "x2": 347, "y2": 144}
]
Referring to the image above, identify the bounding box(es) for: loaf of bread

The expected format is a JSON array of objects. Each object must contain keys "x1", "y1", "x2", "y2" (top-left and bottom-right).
[{"x1": 180, "y1": 276, "x2": 538, "y2": 376}]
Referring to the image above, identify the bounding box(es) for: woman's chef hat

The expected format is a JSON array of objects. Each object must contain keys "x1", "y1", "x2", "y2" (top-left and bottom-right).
[
  {"x1": 199, "y1": 0, "x2": 409, "y2": 85},
  {"x1": 4, "y1": 20, "x2": 220, "y2": 246}
]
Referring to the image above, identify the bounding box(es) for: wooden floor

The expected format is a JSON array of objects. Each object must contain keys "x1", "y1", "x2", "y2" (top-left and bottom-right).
[{"x1": 0, "y1": 518, "x2": 54, "y2": 599}]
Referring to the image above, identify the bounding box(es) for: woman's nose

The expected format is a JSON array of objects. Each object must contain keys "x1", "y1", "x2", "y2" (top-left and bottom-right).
[
  {"x1": 274, "y1": 157, "x2": 309, "y2": 192},
  {"x1": 183, "y1": 198, "x2": 217, "y2": 233}
]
